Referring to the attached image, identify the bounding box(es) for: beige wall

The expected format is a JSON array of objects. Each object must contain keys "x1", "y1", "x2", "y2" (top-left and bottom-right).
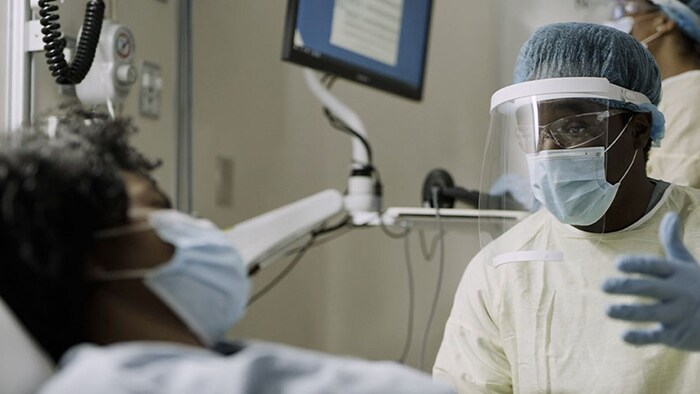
[
  {"x1": 0, "y1": 3, "x2": 7, "y2": 130},
  {"x1": 497, "y1": 0, "x2": 607, "y2": 84},
  {"x1": 28, "y1": 0, "x2": 178, "y2": 197},
  {"x1": 0, "y1": 3, "x2": 5, "y2": 130},
  {"x1": 192, "y1": 0, "x2": 326, "y2": 351},
  {"x1": 193, "y1": 0, "x2": 499, "y2": 371}
]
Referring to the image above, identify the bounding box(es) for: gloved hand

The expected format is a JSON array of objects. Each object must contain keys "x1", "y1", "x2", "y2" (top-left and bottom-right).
[{"x1": 602, "y1": 211, "x2": 700, "y2": 351}]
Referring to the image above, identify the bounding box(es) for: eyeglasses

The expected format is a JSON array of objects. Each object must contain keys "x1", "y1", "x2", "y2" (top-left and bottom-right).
[{"x1": 517, "y1": 109, "x2": 631, "y2": 150}]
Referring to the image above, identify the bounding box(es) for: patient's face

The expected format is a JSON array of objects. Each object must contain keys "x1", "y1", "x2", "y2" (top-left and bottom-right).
[
  {"x1": 84, "y1": 172, "x2": 202, "y2": 347},
  {"x1": 85, "y1": 214, "x2": 203, "y2": 347}
]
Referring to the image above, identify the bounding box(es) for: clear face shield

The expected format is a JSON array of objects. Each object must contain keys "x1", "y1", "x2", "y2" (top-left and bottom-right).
[{"x1": 478, "y1": 78, "x2": 650, "y2": 248}]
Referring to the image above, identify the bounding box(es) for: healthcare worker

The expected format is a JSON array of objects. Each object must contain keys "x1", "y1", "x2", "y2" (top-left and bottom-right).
[
  {"x1": 433, "y1": 22, "x2": 700, "y2": 393},
  {"x1": 607, "y1": 0, "x2": 700, "y2": 187},
  {"x1": 0, "y1": 117, "x2": 454, "y2": 393}
]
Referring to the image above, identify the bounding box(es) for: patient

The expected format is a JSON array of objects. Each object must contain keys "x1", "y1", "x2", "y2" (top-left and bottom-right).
[{"x1": 0, "y1": 116, "x2": 452, "y2": 393}]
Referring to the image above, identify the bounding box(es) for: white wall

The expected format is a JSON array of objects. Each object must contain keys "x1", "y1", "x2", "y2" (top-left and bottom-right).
[
  {"x1": 497, "y1": 0, "x2": 611, "y2": 84},
  {"x1": 192, "y1": 0, "x2": 500, "y2": 371}
]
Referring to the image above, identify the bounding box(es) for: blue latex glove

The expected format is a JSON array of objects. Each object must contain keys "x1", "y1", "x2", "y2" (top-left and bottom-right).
[{"x1": 602, "y1": 212, "x2": 700, "y2": 350}]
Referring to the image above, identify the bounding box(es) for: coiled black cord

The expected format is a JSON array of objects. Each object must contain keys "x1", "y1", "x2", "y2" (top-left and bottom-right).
[{"x1": 38, "y1": 0, "x2": 105, "y2": 85}]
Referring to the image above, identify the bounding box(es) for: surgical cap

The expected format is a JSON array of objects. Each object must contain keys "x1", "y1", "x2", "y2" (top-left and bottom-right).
[
  {"x1": 653, "y1": 0, "x2": 700, "y2": 44},
  {"x1": 513, "y1": 22, "x2": 665, "y2": 146}
]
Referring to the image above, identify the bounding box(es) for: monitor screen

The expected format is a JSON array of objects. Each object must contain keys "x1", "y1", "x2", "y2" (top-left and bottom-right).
[{"x1": 282, "y1": 0, "x2": 433, "y2": 101}]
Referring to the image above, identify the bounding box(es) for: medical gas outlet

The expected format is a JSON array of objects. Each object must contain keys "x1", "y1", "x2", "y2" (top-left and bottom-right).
[{"x1": 76, "y1": 20, "x2": 137, "y2": 105}]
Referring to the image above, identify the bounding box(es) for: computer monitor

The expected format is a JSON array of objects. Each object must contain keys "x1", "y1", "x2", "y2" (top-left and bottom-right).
[{"x1": 282, "y1": 0, "x2": 433, "y2": 101}]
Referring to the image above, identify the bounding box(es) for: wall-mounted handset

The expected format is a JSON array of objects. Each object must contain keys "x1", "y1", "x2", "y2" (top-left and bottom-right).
[{"x1": 38, "y1": 0, "x2": 106, "y2": 85}]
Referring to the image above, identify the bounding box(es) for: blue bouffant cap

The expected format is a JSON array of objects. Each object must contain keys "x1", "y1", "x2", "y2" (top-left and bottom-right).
[{"x1": 513, "y1": 22, "x2": 665, "y2": 146}]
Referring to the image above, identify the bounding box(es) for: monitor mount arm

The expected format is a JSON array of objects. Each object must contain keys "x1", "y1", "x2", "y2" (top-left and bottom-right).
[
  {"x1": 224, "y1": 70, "x2": 382, "y2": 275},
  {"x1": 303, "y1": 69, "x2": 381, "y2": 222},
  {"x1": 225, "y1": 189, "x2": 345, "y2": 275}
]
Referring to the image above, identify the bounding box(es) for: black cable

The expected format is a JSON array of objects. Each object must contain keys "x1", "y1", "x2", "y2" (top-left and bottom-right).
[
  {"x1": 321, "y1": 73, "x2": 337, "y2": 89},
  {"x1": 318, "y1": 78, "x2": 367, "y2": 162},
  {"x1": 419, "y1": 188, "x2": 447, "y2": 371},
  {"x1": 276, "y1": 227, "x2": 350, "y2": 260},
  {"x1": 247, "y1": 214, "x2": 352, "y2": 299},
  {"x1": 39, "y1": 0, "x2": 106, "y2": 85},
  {"x1": 349, "y1": 218, "x2": 378, "y2": 229},
  {"x1": 370, "y1": 165, "x2": 383, "y2": 199},
  {"x1": 322, "y1": 106, "x2": 384, "y2": 207},
  {"x1": 319, "y1": 76, "x2": 383, "y2": 206},
  {"x1": 276, "y1": 214, "x2": 377, "y2": 261},
  {"x1": 418, "y1": 229, "x2": 441, "y2": 260},
  {"x1": 246, "y1": 235, "x2": 316, "y2": 306},
  {"x1": 379, "y1": 212, "x2": 409, "y2": 239},
  {"x1": 275, "y1": 220, "x2": 375, "y2": 266},
  {"x1": 323, "y1": 108, "x2": 374, "y2": 165},
  {"x1": 376, "y1": 212, "x2": 414, "y2": 364},
  {"x1": 398, "y1": 230, "x2": 416, "y2": 364},
  {"x1": 313, "y1": 215, "x2": 351, "y2": 237},
  {"x1": 370, "y1": 164, "x2": 382, "y2": 184}
]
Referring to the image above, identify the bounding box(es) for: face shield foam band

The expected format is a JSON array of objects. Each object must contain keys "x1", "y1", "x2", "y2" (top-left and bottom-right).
[{"x1": 490, "y1": 77, "x2": 651, "y2": 112}]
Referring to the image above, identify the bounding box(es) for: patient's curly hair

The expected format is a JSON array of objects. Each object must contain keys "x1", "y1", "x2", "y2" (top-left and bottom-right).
[
  {"x1": 48, "y1": 106, "x2": 162, "y2": 177},
  {"x1": 50, "y1": 108, "x2": 172, "y2": 208},
  {"x1": 0, "y1": 129, "x2": 129, "y2": 362}
]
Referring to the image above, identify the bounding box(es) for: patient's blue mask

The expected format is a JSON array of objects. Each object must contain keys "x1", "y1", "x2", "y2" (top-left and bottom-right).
[
  {"x1": 93, "y1": 210, "x2": 250, "y2": 346},
  {"x1": 526, "y1": 120, "x2": 637, "y2": 226}
]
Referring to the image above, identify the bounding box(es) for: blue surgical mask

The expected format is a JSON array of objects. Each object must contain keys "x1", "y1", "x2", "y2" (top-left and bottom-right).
[
  {"x1": 604, "y1": 16, "x2": 634, "y2": 33},
  {"x1": 526, "y1": 120, "x2": 637, "y2": 226},
  {"x1": 93, "y1": 210, "x2": 250, "y2": 346},
  {"x1": 604, "y1": 11, "x2": 666, "y2": 47}
]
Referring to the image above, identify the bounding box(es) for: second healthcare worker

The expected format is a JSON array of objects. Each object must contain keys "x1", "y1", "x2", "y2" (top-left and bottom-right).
[
  {"x1": 608, "y1": 0, "x2": 700, "y2": 186},
  {"x1": 433, "y1": 22, "x2": 700, "y2": 393}
]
